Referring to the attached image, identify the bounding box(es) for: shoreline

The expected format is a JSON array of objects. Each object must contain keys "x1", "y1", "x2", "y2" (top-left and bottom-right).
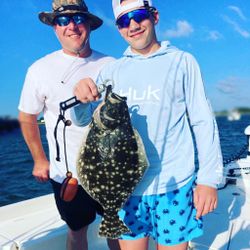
[
  {"x1": 1, "y1": 112, "x2": 249, "y2": 132},
  {"x1": 0, "y1": 117, "x2": 19, "y2": 133}
]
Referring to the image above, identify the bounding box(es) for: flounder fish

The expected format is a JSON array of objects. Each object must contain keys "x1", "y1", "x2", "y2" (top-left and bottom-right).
[{"x1": 77, "y1": 85, "x2": 148, "y2": 239}]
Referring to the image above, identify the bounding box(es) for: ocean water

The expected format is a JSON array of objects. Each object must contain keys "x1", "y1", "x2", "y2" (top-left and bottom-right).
[
  {"x1": 0, "y1": 115, "x2": 250, "y2": 207},
  {"x1": 0, "y1": 125, "x2": 50, "y2": 206}
]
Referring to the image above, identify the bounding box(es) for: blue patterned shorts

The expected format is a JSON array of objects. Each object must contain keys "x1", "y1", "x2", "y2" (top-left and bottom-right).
[{"x1": 118, "y1": 179, "x2": 203, "y2": 246}]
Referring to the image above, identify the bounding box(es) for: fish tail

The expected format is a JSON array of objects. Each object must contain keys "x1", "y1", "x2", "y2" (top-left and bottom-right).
[{"x1": 98, "y1": 213, "x2": 131, "y2": 239}]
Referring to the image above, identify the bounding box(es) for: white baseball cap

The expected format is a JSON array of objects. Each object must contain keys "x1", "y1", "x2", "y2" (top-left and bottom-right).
[{"x1": 112, "y1": 0, "x2": 153, "y2": 19}]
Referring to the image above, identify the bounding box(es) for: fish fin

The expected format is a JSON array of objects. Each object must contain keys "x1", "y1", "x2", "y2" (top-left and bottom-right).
[{"x1": 98, "y1": 213, "x2": 131, "y2": 239}]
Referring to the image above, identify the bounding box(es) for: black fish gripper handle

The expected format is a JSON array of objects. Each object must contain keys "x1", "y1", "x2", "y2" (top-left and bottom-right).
[{"x1": 60, "y1": 97, "x2": 80, "y2": 111}]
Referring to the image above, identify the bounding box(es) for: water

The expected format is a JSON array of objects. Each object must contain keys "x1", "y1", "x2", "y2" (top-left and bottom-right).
[
  {"x1": 0, "y1": 115, "x2": 250, "y2": 207},
  {"x1": 0, "y1": 125, "x2": 51, "y2": 206}
]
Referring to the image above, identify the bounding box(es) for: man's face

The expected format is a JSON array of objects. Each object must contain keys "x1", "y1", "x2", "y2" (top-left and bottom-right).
[
  {"x1": 117, "y1": 1, "x2": 159, "y2": 55},
  {"x1": 54, "y1": 14, "x2": 91, "y2": 56}
]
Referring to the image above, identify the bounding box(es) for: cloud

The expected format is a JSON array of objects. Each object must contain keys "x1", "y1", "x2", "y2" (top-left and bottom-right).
[
  {"x1": 99, "y1": 14, "x2": 115, "y2": 29},
  {"x1": 211, "y1": 76, "x2": 250, "y2": 111},
  {"x1": 93, "y1": 9, "x2": 116, "y2": 29},
  {"x1": 216, "y1": 77, "x2": 250, "y2": 102},
  {"x1": 207, "y1": 30, "x2": 223, "y2": 41},
  {"x1": 222, "y1": 15, "x2": 250, "y2": 38},
  {"x1": 165, "y1": 20, "x2": 194, "y2": 38},
  {"x1": 217, "y1": 80, "x2": 235, "y2": 94},
  {"x1": 228, "y1": 5, "x2": 247, "y2": 21}
]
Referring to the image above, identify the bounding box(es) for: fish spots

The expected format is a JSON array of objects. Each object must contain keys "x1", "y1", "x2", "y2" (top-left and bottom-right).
[{"x1": 77, "y1": 89, "x2": 148, "y2": 239}]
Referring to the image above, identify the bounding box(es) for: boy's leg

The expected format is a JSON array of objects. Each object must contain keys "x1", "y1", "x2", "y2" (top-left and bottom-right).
[
  {"x1": 157, "y1": 242, "x2": 188, "y2": 250},
  {"x1": 119, "y1": 237, "x2": 149, "y2": 250}
]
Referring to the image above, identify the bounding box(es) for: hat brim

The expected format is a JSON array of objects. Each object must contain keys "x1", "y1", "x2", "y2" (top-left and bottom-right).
[{"x1": 38, "y1": 10, "x2": 103, "y2": 31}]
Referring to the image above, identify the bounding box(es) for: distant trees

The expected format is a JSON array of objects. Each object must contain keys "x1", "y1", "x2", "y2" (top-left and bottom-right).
[
  {"x1": 0, "y1": 117, "x2": 19, "y2": 133},
  {"x1": 237, "y1": 107, "x2": 250, "y2": 114},
  {"x1": 37, "y1": 117, "x2": 45, "y2": 124},
  {"x1": 215, "y1": 107, "x2": 250, "y2": 116}
]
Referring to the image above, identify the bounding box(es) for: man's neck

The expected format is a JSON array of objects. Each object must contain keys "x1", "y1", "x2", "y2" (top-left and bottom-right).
[{"x1": 62, "y1": 47, "x2": 92, "y2": 58}]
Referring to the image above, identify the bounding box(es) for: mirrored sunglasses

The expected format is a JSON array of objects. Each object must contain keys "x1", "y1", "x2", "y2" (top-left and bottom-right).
[
  {"x1": 54, "y1": 14, "x2": 87, "y2": 26},
  {"x1": 116, "y1": 9, "x2": 151, "y2": 29}
]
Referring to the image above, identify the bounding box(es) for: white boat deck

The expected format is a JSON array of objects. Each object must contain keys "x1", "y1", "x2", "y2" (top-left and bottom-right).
[
  {"x1": 1, "y1": 157, "x2": 250, "y2": 249},
  {"x1": 191, "y1": 159, "x2": 250, "y2": 249},
  {"x1": 0, "y1": 195, "x2": 156, "y2": 250},
  {"x1": 0, "y1": 194, "x2": 67, "y2": 250}
]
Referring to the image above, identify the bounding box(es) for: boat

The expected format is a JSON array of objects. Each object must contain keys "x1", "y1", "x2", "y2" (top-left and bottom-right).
[
  {"x1": 190, "y1": 126, "x2": 250, "y2": 249},
  {"x1": 1, "y1": 126, "x2": 250, "y2": 250},
  {"x1": 227, "y1": 109, "x2": 241, "y2": 121}
]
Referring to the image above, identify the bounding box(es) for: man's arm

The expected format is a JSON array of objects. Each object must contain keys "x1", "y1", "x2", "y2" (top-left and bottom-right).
[{"x1": 18, "y1": 111, "x2": 49, "y2": 182}]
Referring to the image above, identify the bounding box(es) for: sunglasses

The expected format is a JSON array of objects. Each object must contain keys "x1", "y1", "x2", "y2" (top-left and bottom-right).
[
  {"x1": 116, "y1": 9, "x2": 151, "y2": 29},
  {"x1": 54, "y1": 14, "x2": 87, "y2": 27}
]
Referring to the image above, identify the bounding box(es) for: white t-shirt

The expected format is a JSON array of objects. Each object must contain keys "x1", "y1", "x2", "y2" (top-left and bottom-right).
[{"x1": 19, "y1": 50, "x2": 114, "y2": 183}]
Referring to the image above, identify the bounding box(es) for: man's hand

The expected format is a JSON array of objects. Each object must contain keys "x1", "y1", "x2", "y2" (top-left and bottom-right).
[
  {"x1": 32, "y1": 159, "x2": 50, "y2": 182},
  {"x1": 74, "y1": 78, "x2": 100, "y2": 103},
  {"x1": 193, "y1": 184, "x2": 218, "y2": 219}
]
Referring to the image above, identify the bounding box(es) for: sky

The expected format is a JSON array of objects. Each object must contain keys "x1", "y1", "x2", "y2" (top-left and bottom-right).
[{"x1": 0, "y1": 0, "x2": 250, "y2": 118}]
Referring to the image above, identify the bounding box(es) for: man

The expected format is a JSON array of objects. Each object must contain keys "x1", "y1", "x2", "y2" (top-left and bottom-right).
[
  {"x1": 18, "y1": 0, "x2": 118, "y2": 249},
  {"x1": 72, "y1": 0, "x2": 223, "y2": 249}
]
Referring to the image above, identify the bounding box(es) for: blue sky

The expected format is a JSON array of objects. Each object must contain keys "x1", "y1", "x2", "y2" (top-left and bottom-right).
[{"x1": 0, "y1": 0, "x2": 250, "y2": 117}]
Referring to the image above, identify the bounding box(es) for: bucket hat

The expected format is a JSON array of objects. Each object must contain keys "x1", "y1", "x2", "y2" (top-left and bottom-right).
[
  {"x1": 112, "y1": 0, "x2": 153, "y2": 19},
  {"x1": 39, "y1": 0, "x2": 103, "y2": 30}
]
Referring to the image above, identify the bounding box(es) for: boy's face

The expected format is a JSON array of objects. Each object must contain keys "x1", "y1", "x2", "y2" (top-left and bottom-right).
[{"x1": 117, "y1": 1, "x2": 159, "y2": 55}]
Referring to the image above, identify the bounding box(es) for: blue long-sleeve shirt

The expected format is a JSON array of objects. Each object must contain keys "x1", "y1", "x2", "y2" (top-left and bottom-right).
[{"x1": 72, "y1": 41, "x2": 223, "y2": 195}]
